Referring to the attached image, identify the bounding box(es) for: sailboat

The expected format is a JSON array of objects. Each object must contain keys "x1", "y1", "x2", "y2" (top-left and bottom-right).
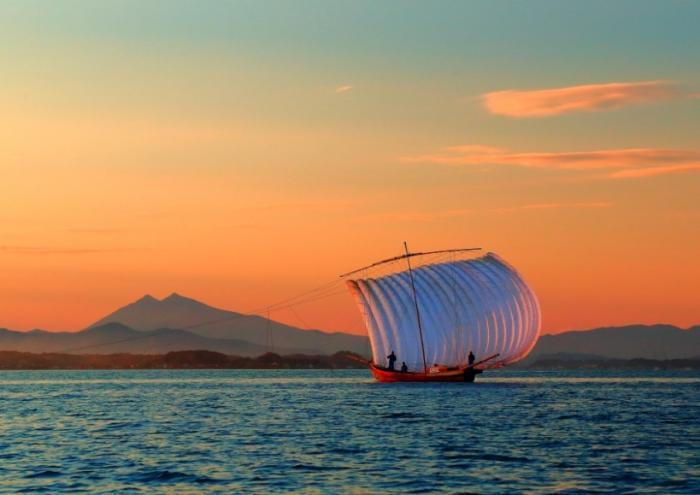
[{"x1": 342, "y1": 243, "x2": 541, "y2": 382}]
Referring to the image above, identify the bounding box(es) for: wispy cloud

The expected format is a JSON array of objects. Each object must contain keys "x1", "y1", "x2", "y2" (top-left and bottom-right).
[
  {"x1": 359, "y1": 208, "x2": 475, "y2": 222},
  {"x1": 357, "y1": 203, "x2": 611, "y2": 223},
  {"x1": 490, "y1": 202, "x2": 613, "y2": 213},
  {"x1": 243, "y1": 199, "x2": 358, "y2": 213},
  {"x1": 0, "y1": 245, "x2": 131, "y2": 255},
  {"x1": 482, "y1": 80, "x2": 678, "y2": 118},
  {"x1": 609, "y1": 163, "x2": 700, "y2": 179},
  {"x1": 335, "y1": 85, "x2": 353, "y2": 94},
  {"x1": 403, "y1": 146, "x2": 700, "y2": 170},
  {"x1": 403, "y1": 144, "x2": 700, "y2": 179},
  {"x1": 66, "y1": 228, "x2": 124, "y2": 235}
]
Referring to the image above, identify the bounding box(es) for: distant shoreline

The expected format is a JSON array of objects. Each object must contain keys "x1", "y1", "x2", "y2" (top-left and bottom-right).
[
  {"x1": 0, "y1": 350, "x2": 368, "y2": 370},
  {"x1": 0, "y1": 350, "x2": 698, "y2": 371},
  {"x1": 520, "y1": 357, "x2": 700, "y2": 371}
]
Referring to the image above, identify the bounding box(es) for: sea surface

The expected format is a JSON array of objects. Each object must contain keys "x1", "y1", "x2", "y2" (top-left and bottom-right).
[{"x1": 0, "y1": 370, "x2": 698, "y2": 494}]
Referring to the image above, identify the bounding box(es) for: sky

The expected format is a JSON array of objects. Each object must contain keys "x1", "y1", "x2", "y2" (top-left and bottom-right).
[{"x1": 1, "y1": 0, "x2": 699, "y2": 335}]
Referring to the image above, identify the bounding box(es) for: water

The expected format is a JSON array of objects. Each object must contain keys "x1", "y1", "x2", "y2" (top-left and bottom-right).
[{"x1": 0, "y1": 370, "x2": 698, "y2": 494}]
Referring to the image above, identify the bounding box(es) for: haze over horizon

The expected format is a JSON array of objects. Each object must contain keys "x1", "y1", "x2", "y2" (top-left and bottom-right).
[{"x1": 1, "y1": 1, "x2": 699, "y2": 335}]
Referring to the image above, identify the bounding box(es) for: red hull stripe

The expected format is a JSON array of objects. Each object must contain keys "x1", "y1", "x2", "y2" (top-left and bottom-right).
[{"x1": 370, "y1": 364, "x2": 467, "y2": 382}]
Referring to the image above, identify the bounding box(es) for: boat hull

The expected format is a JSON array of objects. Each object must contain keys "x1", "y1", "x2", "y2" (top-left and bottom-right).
[{"x1": 370, "y1": 364, "x2": 481, "y2": 383}]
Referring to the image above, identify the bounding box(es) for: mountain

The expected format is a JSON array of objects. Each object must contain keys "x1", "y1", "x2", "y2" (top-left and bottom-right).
[
  {"x1": 89, "y1": 293, "x2": 370, "y2": 356},
  {"x1": 525, "y1": 324, "x2": 700, "y2": 362},
  {"x1": 0, "y1": 323, "x2": 273, "y2": 356},
  {"x1": 3, "y1": 294, "x2": 697, "y2": 360},
  {"x1": 519, "y1": 356, "x2": 700, "y2": 371}
]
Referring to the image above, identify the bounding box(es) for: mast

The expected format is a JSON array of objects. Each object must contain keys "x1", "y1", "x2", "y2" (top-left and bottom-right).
[{"x1": 404, "y1": 241, "x2": 428, "y2": 373}]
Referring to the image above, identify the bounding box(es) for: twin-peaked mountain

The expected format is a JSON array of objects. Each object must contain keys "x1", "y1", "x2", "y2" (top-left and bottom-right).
[
  {"x1": 0, "y1": 293, "x2": 369, "y2": 356},
  {"x1": 89, "y1": 293, "x2": 369, "y2": 355}
]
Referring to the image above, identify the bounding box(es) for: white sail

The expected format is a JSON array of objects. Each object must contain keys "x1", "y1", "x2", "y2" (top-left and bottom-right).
[{"x1": 345, "y1": 252, "x2": 540, "y2": 370}]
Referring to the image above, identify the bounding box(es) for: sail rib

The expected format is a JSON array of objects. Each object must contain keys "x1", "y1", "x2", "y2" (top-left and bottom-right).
[{"x1": 347, "y1": 252, "x2": 541, "y2": 369}]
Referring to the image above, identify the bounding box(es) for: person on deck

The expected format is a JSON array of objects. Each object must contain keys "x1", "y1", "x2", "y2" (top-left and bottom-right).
[
  {"x1": 387, "y1": 351, "x2": 397, "y2": 371},
  {"x1": 468, "y1": 351, "x2": 475, "y2": 366},
  {"x1": 400, "y1": 362, "x2": 408, "y2": 373}
]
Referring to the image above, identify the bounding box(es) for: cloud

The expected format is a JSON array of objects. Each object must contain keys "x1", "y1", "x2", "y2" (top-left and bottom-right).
[
  {"x1": 360, "y1": 209, "x2": 475, "y2": 222},
  {"x1": 67, "y1": 228, "x2": 124, "y2": 235},
  {"x1": 403, "y1": 146, "x2": 700, "y2": 170},
  {"x1": 403, "y1": 144, "x2": 700, "y2": 178},
  {"x1": 357, "y1": 203, "x2": 611, "y2": 223},
  {"x1": 490, "y1": 202, "x2": 613, "y2": 213},
  {"x1": 335, "y1": 85, "x2": 353, "y2": 94},
  {"x1": 482, "y1": 81, "x2": 678, "y2": 117},
  {"x1": 445, "y1": 144, "x2": 504, "y2": 154},
  {"x1": 609, "y1": 163, "x2": 700, "y2": 179},
  {"x1": 243, "y1": 199, "x2": 359, "y2": 213},
  {"x1": 0, "y1": 245, "x2": 131, "y2": 255}
]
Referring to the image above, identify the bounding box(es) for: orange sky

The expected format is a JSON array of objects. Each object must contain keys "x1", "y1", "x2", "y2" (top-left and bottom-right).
[{"x1": 1, "y1": 2, "x2": 699, "y2": 335}]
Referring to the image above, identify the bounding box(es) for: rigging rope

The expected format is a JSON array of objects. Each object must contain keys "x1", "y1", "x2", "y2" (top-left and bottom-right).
[
  {"x1": 57, "y1": 249, "x2": 481, "y2": 354},
  {"x1": 58, "y1": 277, "x2": 349, "y2": 353}
]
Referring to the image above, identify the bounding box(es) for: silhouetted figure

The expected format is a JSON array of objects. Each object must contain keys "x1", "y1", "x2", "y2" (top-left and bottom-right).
[
  {"x1": 465, "y1": 351, "x2": 481, "y2": 382},
  {"x1": 400, "y1": 362, "x2": 408, "y2": 373},
  {"x1": 387, "y1": 351, "x2": 397, "y2": 371}
]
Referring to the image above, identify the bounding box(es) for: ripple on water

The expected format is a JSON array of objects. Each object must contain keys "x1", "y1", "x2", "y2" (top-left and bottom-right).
[
  {"x1": 24, "y1": 470, "x2": 62, "y2": 479},
  {"x1": 0, "y1": 369, "x2": 697, "y2": 494},
  {"x1": 127, "y1": 469, "x2": 225, "y2": 484}
]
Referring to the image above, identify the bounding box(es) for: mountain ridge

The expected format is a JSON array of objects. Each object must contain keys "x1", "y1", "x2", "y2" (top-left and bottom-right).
[
  {"x1": 0, "y1": 322, "x2": 300, "y2": 356},
  {"x1": 525, "y1": 324, "x2": 700, "y2": 361},
  {"x1": 88, "y1": 292, "x2": 370, "y2": 355},
  {"x1": 1, "y1": 293, "x2": 697, "y2": 359}
]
